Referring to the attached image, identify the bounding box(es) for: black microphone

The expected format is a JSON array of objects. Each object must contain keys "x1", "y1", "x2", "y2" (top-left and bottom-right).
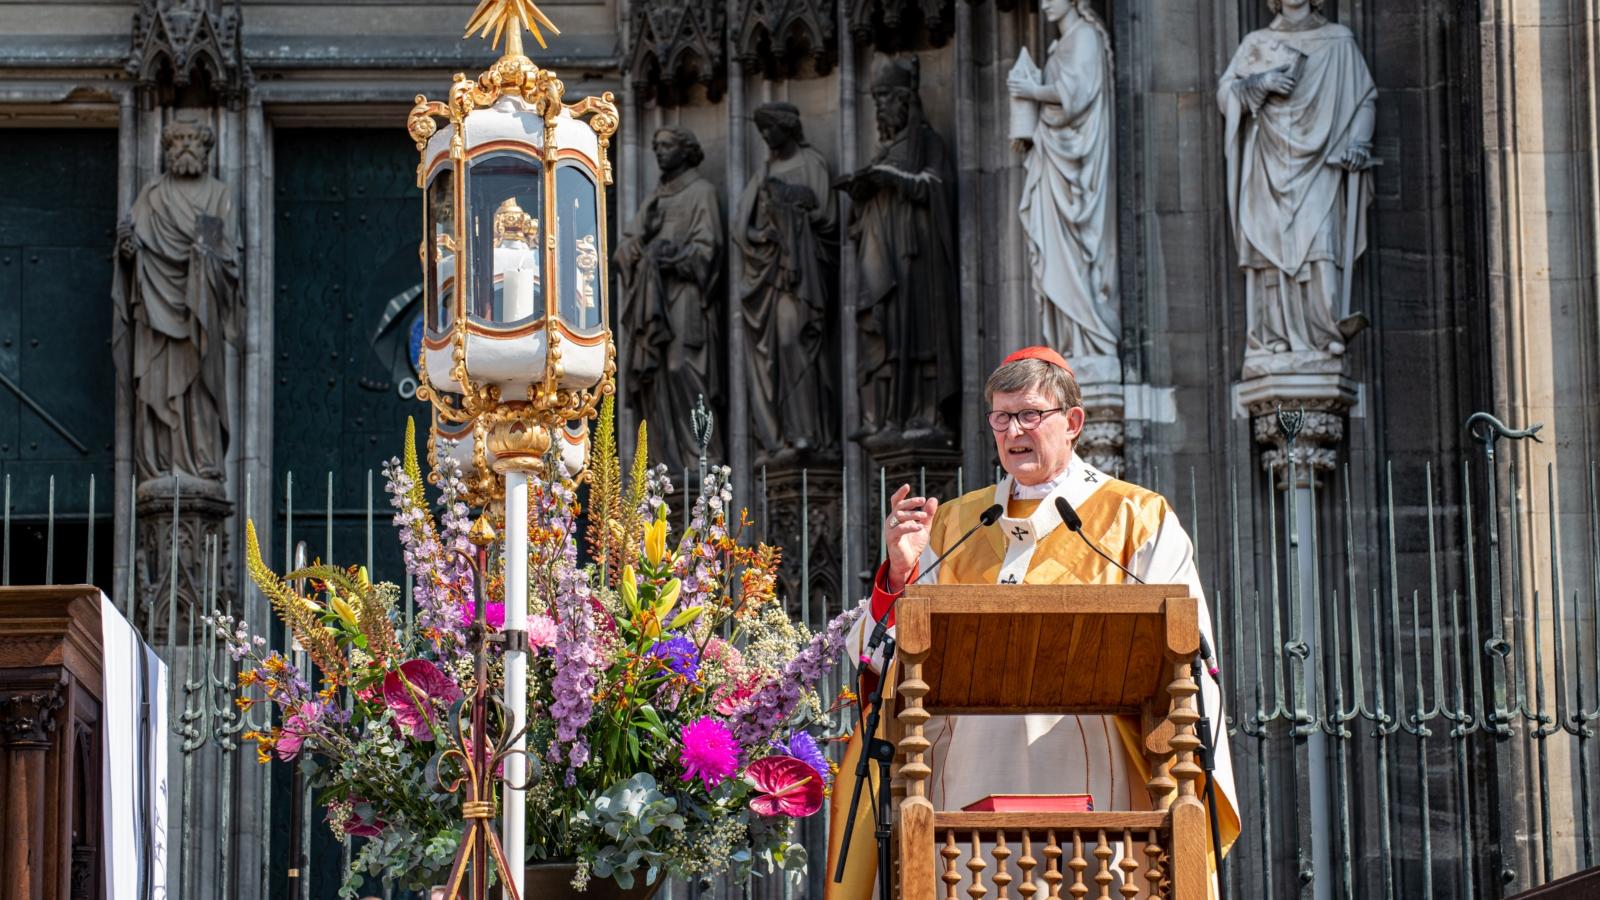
[
  {"x1": 1054, "y1": 496, "x2": 1145, "y2": 585},
  {"x1": 861, "y1": 503, "x2": 1004, "y2": 662}
]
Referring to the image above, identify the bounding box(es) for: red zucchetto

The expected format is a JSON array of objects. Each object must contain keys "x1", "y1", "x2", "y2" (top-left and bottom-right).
[{"x1": 1000, "y1": 345, "x2": 1074, "y2": 375}]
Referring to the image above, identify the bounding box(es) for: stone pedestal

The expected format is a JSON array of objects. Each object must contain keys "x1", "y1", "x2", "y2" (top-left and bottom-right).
[
  {"x1": 135, "y1": 473, "x2": 233, "y2": 644},
  {"x1": 1236, "y1": 367, "x2": 1360, "y2": 490},
  {"x1": 1077, "y1": 378, "x2": 1126, "y2": 479}
]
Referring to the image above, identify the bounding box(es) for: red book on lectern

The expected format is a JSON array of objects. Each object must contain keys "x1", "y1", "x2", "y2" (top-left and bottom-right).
[{"x1": 961, "y1": 794, "x2": 1095, "y2": 813}]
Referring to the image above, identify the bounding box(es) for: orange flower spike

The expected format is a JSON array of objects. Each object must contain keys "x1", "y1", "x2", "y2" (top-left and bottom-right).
[{"x1": 237, "y1": 670, "x2": 259, "y2": 688}]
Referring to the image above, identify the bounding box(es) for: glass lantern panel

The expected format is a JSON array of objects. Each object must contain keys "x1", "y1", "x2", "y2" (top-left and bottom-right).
[
  {"x1": 467, "y1": 151, "x2": 544, "y2": 327},
  {"x1": 426, "y1": 167, "x2": 456, "y2": 333},
  {"x1": 554, "y1": 162, "x2": 603, "y2": 332}
]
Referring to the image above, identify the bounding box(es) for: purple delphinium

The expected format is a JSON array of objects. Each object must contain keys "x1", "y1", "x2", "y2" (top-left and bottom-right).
[
  {"x1": 381, "y1": 455, "x2": 474, "y2": 654},
  {"x1": 780, "y1": 730, "x2": 831, "y2": 785},
  {"x1": 728, "y1": 606, "x2": 862, "y2": 752},
  {"x1": 538, "y1": 474, "x2": 601, "y2": 785},
  {"x1": 647, "y1": 633, "x2": 701, "y2": 684}
]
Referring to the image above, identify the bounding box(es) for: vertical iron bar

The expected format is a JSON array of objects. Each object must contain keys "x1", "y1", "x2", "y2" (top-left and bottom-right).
[
  {"x1": 325, "y1": 470, "x2": 334, "y2": 564},
  {"x1": 1251, "y1": 589, "x2": 1275, "y2": 900},
  {"x1": 841, "y1": 463, "x2": 849, "y2": 603},
  {"x1": 1266, "y1": 470, "x2": 1286, "y2": 720},
  {"x1": 125, "y1": 476, "x2": 137, "y2": 620},
  {"x1": 761, "y1": 465, "x2": 769, "y2": 543},
  {"x1": 1230, "y1": 469, "x2": 1244, "y2": 727},
  {"x1": 366, "y1": 468, "x2": 374, "y2": 577},
  {"x1": 1534, "y1": 585, "x2": 1553, "y2": 882},
  {"x1": 801, "y1": 468, "x2": 810, "y2": 630},
  {"x1": 3, "y1": 473, "x2": 10, "y2": 585},
  {"x1": 1448, "y1": 586, "x2": 1478, "y2": 898},
  {"x1": 1509, "y1": 462, "x2": 1530, "y2": 717},
  {"x1": 682, "y1": 466, "x2": 689, "y2": 533},
  {"x1": 1410, "y1": 590, "x2": 1435, "y2": 898},
  {"x1": 87, "y1": 473, "x2": 96, "y2": 585},
  {"x1": 879, "y1": 467, "x2": 886, "y2": 559},
  {"x1": 1372, "y1": 587, "x2": 1395, "y2": 900},
  {"x1": 285, "y1": 470, "x2": 294, "y2": 572},
  {"x1": 1571, "y1": 586, "x2": 1593, "y2": 869},
  {"x1": 167, "y1": 482, "x2": 180, "y2": 654},
  {"x1": 45, "y1": 474, "x2": 55, "y2": 584}
]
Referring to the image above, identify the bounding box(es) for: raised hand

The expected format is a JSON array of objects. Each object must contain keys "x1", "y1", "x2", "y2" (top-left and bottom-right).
[{"x1": 883, "y1": 483, "x2": 939, "y2": 593}]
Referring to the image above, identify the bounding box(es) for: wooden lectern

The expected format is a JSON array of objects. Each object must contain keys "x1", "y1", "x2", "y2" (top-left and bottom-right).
[
  {"x1": 888, "y1": 583, "x2": 1210, "y2": 900},
  {"x1": 0, "y1": 586, "x2": 106, "y2": 900}
]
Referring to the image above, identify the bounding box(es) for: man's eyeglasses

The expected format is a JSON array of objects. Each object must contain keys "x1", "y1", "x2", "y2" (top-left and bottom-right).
[{"x1": 987, "y1": 408, "x2": 1064, "y2": 432}]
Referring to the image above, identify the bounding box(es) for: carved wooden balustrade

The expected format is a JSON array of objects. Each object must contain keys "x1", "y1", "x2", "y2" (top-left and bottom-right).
[{"x1": 889, "y1": 584, "x2": 1210, "y2": 900}]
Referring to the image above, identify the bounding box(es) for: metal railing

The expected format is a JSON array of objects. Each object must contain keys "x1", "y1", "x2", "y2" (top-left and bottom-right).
[{"x1": 1, "y1": 410, "x2": 1595, "y2": 899}]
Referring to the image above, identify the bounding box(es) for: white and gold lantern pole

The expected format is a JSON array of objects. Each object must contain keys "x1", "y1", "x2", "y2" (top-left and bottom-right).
[{"x1": 408, "y1": 0, "x2": 618, "y2": 893}]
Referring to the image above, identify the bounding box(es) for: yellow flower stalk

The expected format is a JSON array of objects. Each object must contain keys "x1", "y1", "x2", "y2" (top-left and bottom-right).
[{"x1": 643, "y1": 517, "x2": 668, "y2": 567}]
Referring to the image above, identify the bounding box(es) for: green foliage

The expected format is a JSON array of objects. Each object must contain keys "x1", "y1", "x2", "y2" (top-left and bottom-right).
[{"x1": 573, "y1": 773, "x2": 688, "y2": 889}]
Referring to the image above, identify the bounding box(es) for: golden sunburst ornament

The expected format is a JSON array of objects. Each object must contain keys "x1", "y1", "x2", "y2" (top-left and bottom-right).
[{"x1": 464, "y1": 0, "x2": 561, "y2": 51}]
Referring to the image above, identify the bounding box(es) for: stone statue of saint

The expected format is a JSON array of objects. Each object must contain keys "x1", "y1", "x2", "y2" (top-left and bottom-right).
[
  {"x1": 735, "y1": 102, "x2": 838, "y2": 465},
  {"x1": 836, "y1": 55, "x2": 960, "y2": 447},
  {"x1": 113, "y1": 118, "x2": 241, "y2": 486},
  {"x1": 615, "y1": 126, "x2": 726, "y2": 476},
  {"x1": 1007, "y1": 0, "x2": 1120, "y2": 384},
  {"x1": 1219, "y1": 0, "x2": 1375, "y2": 377}
]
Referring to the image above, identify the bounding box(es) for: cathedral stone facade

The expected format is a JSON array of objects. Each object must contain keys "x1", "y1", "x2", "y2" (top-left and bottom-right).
[{"x1": 1, "y1": 0, "x2": 1597, "y2": 897}]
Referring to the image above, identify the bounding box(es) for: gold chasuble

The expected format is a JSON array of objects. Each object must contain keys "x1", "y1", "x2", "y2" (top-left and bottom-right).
[{"x1": 825, "y1": 453, "x2": 1240, "y2": 899}]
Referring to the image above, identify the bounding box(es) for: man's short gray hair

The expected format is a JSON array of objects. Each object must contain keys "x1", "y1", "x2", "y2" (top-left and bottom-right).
[{"x1": 984, "y1": 358, "x2": 1082, "y2": 410}]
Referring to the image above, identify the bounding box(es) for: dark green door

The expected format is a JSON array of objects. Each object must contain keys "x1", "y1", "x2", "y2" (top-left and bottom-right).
[
  {"x1": 0, "y1": 129, "x2": 118, "y2": 587},
  {"x1": 272, "y1": 128, "x2": 428, "y2": 899},
  {"x1": 272, "y1": 128, "x2": 424, "y2": 582}
]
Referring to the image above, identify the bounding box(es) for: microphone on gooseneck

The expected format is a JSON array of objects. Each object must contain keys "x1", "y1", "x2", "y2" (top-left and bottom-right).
[
  {"x1": 862, "y1": 503, "x2": 1005, "y2": 661},
  {"x1": 1054, "y1": 496, "x2": 1145, "y2": 585},
  {"x1": 1199, "y1": 633, "x2": 1221, "y2": 684}
]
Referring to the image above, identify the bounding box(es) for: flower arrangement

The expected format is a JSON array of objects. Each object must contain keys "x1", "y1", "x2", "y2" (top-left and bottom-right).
[{"x1": 217, "y1": 399, "x2": 861, "y2": 896}]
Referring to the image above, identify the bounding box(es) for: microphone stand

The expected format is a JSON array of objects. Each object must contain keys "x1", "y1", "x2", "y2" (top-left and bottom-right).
[
  {"x1": 834, "y1": 502, "x2": 1000, "y2": 893},
  {"x1": 1191, "y1": 654, "x2": 1226, "y2": 890},
  {"x1": 832, "y1": 635, "x2": 899, "y2": 900}
]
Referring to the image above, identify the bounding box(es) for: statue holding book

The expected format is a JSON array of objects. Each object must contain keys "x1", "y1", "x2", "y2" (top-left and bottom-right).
[{"x1": 1218, "y1": 0, "x2": 1376, "y2": 377}]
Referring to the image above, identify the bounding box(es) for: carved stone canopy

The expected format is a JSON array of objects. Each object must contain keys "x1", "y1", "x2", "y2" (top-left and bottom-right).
[
  {"x1": 627, "y1": 0, "x2": 727, "y2": 106},
  {"x1": 849, "y1": 0, "x2": 954, "y2": 51},
  {"x1": 126, "y1": 0, "x2": 250, "y2": 106},
  {"x1": 734, "y1": 0, "x2": 837, "y2": 79}
]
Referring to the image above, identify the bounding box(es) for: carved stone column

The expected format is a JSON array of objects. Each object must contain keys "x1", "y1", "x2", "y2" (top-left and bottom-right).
[{"x1": 0, "y1": 677, "x2": 67, "y2": 900}]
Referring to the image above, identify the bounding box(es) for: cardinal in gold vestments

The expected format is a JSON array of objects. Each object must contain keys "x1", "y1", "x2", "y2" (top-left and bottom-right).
[{"x1": 826, "y1": 347, "x2": 1240, "y2": 899}]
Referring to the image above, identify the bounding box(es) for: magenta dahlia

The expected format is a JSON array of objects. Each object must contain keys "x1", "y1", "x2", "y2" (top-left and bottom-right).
[{"x1": 679, "y1": 716, "x2": 740, "y2": 788}]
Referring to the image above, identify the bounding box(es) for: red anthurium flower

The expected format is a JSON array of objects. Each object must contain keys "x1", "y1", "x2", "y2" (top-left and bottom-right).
[
  {"x1": 745, "y1": 755, "x2": 825, "y2": 818},
  {"x1": 382, "y1": 659, "x2": 463, "y2": 740}
]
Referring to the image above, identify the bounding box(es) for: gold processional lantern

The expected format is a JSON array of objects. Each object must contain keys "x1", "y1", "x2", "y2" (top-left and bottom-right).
[{"x1": 408, "y1": 1, "x2": 618, "y2": 504}]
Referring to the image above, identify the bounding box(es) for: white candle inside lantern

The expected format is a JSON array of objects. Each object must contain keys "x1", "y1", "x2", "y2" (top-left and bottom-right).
[{"x1": 503, "y1": 266, "x2": 536, "y2": 322}]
